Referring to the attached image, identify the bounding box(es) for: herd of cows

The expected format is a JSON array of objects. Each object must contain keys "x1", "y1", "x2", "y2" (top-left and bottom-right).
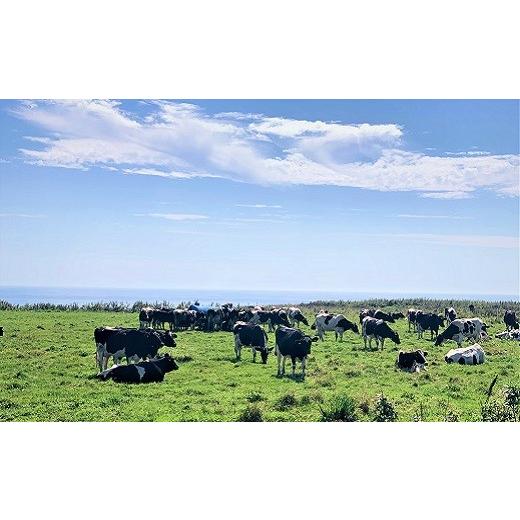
[{"x1": 93, "y1": 304, "x2": 520, "y2": 384}]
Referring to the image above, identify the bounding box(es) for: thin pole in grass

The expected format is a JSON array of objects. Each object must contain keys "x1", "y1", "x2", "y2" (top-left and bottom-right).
[{"x1": 486, "y1": 374, "x2": 499, "y2": 405}]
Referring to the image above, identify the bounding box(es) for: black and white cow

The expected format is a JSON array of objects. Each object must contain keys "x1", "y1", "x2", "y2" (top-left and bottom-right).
[
  {"x1": 95, "y1": 327, "x2": 176, "y2": 371},
  {"x1": 275, "y1": 326, "x2": 318, "y2": 379},
  {"x1": 359, "y1": 308, "x2": 375, "y2": 323},
  {"x1": 362, "y1": 317, "x2": 400, "y2": 350},
  {"x1": 407, "y1": 309, "x2": 420, "y2": 332},
  {"x1": 504, "y1": 310, "x2": 519, "y2": 331},
  {"x1": 249, "y1": 309, "x2": 290, "y2": 332},
  {"x1": 373, "y1": 309, "x2": 396, "y2": 323},
  {"x1": 391, "y1": 312, "x2": 406, "y2": 320},
  {"x1": 396, "y1": 350, "x2": 428, "y2": 372},
  {"x1": 416, "y1": 313, "x2": 445, "y2": 340},
  {"x1": 139, "y1": 307, "x2": 154, "y2": 328},
  {"x1": 233, "y1": 321, "x2": 273, "y2": 363},
  {"x1": 98, "y1": 353, "x2": 179, "y2": 383},
  {"x1": 445, "y1": 344, "x2": 485, "y2": 365},
  {"x1": 288, "y1": 307, "x2": 309, "y2": 328},
  {"x1": 313, "y1": 312, "x2": 359, "y2": 341},
  {"x1": 444, "y1": 307, "x2": 457, "y2": 324},
  {"x1": 151, "y1": 308, "x2": 176, "y2": 330},
  {"x1": 434, "y1": 318, "x2": 487, "y2": 347}
]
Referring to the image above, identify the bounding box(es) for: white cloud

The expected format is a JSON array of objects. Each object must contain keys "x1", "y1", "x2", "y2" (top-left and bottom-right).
[
  {"x1": 134, "y1": 213, "x2": 208, "y2": 221},
  {"x1": 11, "y1": 100, "x2": 519, "y2": 198},
  {"x1": 397, "y1": 214, "x2": 471, "y2": 220},
  {"x1": 235, "y1": 204, "x2": 282, "y2": 208},
  {"x1": 0, "y1": 213, "x2": 46, "y2": 218}
]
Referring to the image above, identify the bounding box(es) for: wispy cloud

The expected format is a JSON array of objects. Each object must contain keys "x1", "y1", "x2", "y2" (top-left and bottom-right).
[
  {"x1": 11, "y1": 100, "x2": 519, "y2": 198},
  {"x1": 235, "y1": 204, "x2": 282, "y2": 209},
  {"x1": 397, "y1": 214, "x2": 471, "y2": 220},
  {"x1": 134, "y1": 213, "x2": 208, "y2": 221},
  {"x1": 0, "y1": 213, "x2": 46, "y2": 218}
]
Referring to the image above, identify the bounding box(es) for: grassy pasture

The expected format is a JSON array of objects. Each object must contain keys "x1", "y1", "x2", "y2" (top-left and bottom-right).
[{"x1": 0, "y1": 302, "x2": 518, "y2": 421}]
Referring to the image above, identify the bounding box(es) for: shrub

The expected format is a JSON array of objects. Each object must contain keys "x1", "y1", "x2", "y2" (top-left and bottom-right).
[
  {"x1": 246, "y1": 392, "x2": 265, "y2": 403},
  {"x1": 320, "y1": 395, "x2": 358, "y2": 422},
  {"x1": 275, "y1": 393, "x2": 298, "y2": 411},
  {"x1": 238, "y1": 405, "x2": 263, "y2": 422},
  {"x1": 480, "y1": 377, "x2": 519, "y2": 422},
  {"x1": 373, "y1": 394, "x2": 398, "y2": 422}
]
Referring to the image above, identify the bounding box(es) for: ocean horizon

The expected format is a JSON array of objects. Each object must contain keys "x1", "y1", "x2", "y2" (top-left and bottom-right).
[{"x1": 0, "y1": 286, "x2": 518, "y2": 306}]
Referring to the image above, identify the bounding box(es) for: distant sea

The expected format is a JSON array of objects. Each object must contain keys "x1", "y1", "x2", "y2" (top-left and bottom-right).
[{"x1": 0, "y1": 286, "x2": 518, "y2": 306}]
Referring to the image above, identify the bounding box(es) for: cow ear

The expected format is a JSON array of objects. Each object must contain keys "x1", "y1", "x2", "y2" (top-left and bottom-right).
[
  {"x1": 423, "y1": 351, "x2": 428, "y2": 357},
  {"x1": 311, "y1": 336, "x2": 319, "y2": 342}
]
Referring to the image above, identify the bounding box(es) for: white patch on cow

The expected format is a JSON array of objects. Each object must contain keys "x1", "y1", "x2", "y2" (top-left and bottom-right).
[
  {"x1": 135, "y1": 366, "x2": 146, "y2": 380},
  {"x1": 445, "y1": 343, "x2": 485, "y2": 365},
  {"x1": 315, "y1": 313, "x2": 350, "y2": 342}
]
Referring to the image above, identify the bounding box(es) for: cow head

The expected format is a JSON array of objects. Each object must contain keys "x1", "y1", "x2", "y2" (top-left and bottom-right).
[
  {"x1": 351, "y1": 323, "x2": 360, "y2": 334},
  {"x1": 310, "y1": 321, "x2": 316, "y2": 330},
  {"x1": 391, "y1": 330, "x2": 401, "y2": 345},
  {"x1": 159, "y1": 330, "x2": 177, "y2": 347}
]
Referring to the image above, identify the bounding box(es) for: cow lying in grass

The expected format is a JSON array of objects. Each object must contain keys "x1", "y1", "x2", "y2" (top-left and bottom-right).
[
  {"x1": 98, "y1": 354, "x2": 179, "y2": 383},
  {"x1": 396, "y1": 350, "x2": 428, "y2": 372},
  {"x1": 444, "y1": 344, "x2": 485, "y2": 365},
  {"x1": 495, "y1": 329, "x2": 520, "y2": 341}
]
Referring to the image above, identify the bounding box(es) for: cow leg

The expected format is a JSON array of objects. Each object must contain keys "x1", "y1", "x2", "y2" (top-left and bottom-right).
[
  {"x1": 318, "y1": 328, "x2": 324, "y2": 341},
  {"x1": 339, "y1": 329, "x2": 344, "y2": 342},
  {"x1": 334, "y1": 330, "x2": 338, "y2": 341},
  {"x1": 380, "y1": 337, "x2": 385, "y2": 350},
  {"x1": 281, "y1": 356, "x2": 286, "y2": 376},
  {"x1": 291, "y1": 357, "x2": 296, "y2": 377},
  {"x1": 301, "y1": 357, "x2": 307, "y2": 379},
  {"x1": 234, "y1": 337, "x2": 241, "y2": 361},
  {"x1": 252, "y1": 348, "x2": 256, "y2": 363},
  {"x1": 277, "y1": 352, "x2": 282, "y2": 376}
]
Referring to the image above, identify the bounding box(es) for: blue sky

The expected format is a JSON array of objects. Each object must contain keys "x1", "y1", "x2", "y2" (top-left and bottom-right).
[{"x1": 0, "y1": 100, "x2": 518, "y2": 295}]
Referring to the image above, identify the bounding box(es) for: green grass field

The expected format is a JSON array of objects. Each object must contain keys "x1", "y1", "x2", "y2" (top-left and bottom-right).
[{"x1": 0, "y1": 305, "x2": 518, "y2": 421}]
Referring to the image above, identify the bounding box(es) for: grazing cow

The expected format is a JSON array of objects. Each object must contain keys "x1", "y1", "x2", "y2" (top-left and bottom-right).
[
  {"x1": 445, "y1": 344, "x2": 485, "y2": 365},
  {"x1": 416, "y1": 313, "x2": 445, "y2": 340},
  {"x1": 435, "y1": 318, "x2": 488, "y2": 347},
  {"x1": 504, "y1": 310, "x2": 519, "y2": 331},
  {"x1": 373, "y1": 309, "x2": 396, "y2": 323},
  {"x1": 391, "y1": 312, "x2": 405, "y2": 320},
  {"x1": 288, "y1": 307, "x2": 309, "y2": 328},
  {"x1": 249, "y1": 309, "x2": 290, "y2": 332},
  {"x1": 233, "y1": 321, "x2": 272, "y2": 363},
  {"x1": 397, "y1": 350, "x2": 428, "y2": 372},
  {"x1": 314, "y1": 312, "x2": 359, "y2": 341},
  {"x1": 98, "y1": 353, "x2": 179, "y2": 383},
  {"x1": 362, "y1": 317, "x2": 400, "y2": 350},
  {"x1": 444, "y1": 307, "x2": 457, "y2": 324},
  {"x1": 139, "y1": 307, "x2": 154, "y2": 328},
  {"x1": 95, "y1": 327, "x2": 176, "y2": 371},
  {"x1": 275, "y1": 326, "x2": 318, "y2": 379}
]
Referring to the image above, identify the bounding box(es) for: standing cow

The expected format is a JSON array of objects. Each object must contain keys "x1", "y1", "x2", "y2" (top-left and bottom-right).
[
  {"x1": 233, "y1": 321, "x2": 272, "y2": 363},
  {"x1": 444, "y1": 307, "x2": 457, "y2": 325},
  {"x1": 95, "y1": 327, "x2": 176, "y2": 372},
  {"x1": 288, "y1": 307, "x2": 309, "y2": 328},
  {"x1": 275, "y1": 326, "x2": 318, "y2": 379},
  {"x1": 362, "y1": 317, "x2": 400, "y2": 350},
  {"x1": 504, "y1": 310, "x2": 519, "y2": 331},
  {"x1": 313, "y1": 312, "x2": 359, "y2": 341},
  {"x1": 434, "y1": 318, "x2": 488, "y2": 348}
]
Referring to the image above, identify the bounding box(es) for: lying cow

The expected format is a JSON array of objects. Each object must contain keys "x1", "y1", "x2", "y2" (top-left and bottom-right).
[
  {"x1": 362, "y1": 317, "x2": 400, "y2": 350},
  {"x1": 275, "y1": 326, "x2": 318, "y2": 379},
  {"x1": 495, "y1": 329, "x2": 520, "y2": 341},
  {"x1": 445, "y1": 344, "x2": 485, "y2": 365},
  {"x1": 397, "y1": 350, "x2": 428, "y2": 372},
  {"x1": 98, "y1": 353, "x2": 179, "y2": 383},
  {"x1": 95, "y1": 327, "x2": 176, "y2": 371},
  {"x1": 313, "y1": 312, "x2": 359, "y2": 341},
  {"x1": 416, "y1": 313, "x2": 445, "y2": 340},
  {"x1": 233, "y1": 321, "x2": 272, "y2": 363},
  {"x1": 444, "y1": 307, "x2": 457, "y2": 324},
  {"x1": 434, "y1": 318, "x2": 488, "y2": 347},
  {"x1": 288, "y1": 307, "x2": 309, "y2": 328},
  {"x1": 504, "y1": 310, "x2": 519, "y2": 331}
]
